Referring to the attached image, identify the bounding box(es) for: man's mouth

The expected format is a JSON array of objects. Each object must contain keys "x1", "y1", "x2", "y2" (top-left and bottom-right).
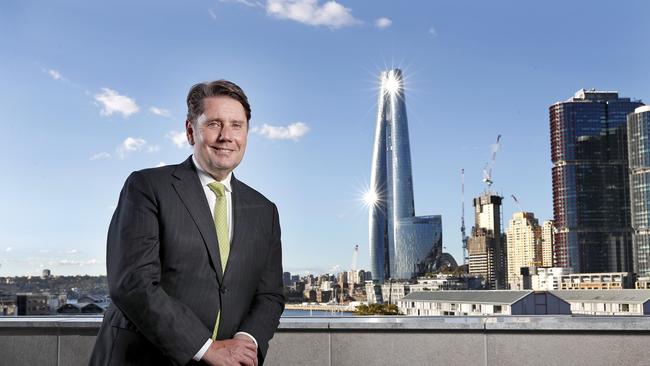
[{"x1": 212, "y1": 147, "x2": 234, "y2": 153}]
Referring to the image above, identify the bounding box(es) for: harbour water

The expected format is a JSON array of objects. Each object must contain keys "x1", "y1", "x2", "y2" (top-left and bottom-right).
[{"x1": 282, "y1": 309, "x2": 355, "y2": 317}]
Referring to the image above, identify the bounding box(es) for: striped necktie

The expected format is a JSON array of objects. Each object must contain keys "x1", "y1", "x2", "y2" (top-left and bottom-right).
[{"x1": 208, "y1": 181, "x2": 230, "y2": 340}]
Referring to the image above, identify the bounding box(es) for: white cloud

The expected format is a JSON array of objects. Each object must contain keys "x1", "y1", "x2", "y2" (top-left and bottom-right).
[
  {"x1": 58, "y1": 258, "x2": 102, "y2": 266},
  {"x1": 90, "y1": 152, "x2": 111, "y2": 160},
  {"x1": 94, "y1": 88, "x2": 139, "y2": 118},
  {"x1": 219, "y1": 0, "x2": 262, "y2": 7},
  {"x1": 208, "y1": 9, "x2": 217, "y2": 19},
  {"x1": 428, "y1": 27, "x2": 438, "y2": 37},
  {"x1": 166, "y1": 130, "x2": 190, "y2": 149},
  {"x1": 66, "y1": 249, "x2": 78, "y2": 254},
  {"x1": 5, "y1": 247, "x2": 12, "y2": 252},
  {"x1": 156, "y1": 161, "x2": 167, "y2": 167},
  {"x1": 149, "y1": 106, "x2": 171, "y2": 118},
  {"x1": 47, "y1": 69, "x2": 63, "y2": 80},
  {"x1": 266, "y1": 0, "x2": 360, "y2": 29},
  {"x1": 116, "y1": 137, "x2": 159, "y2": 159},
  {"x1": 252, "y1": 122, "x2": 309, "y2": 141},
  {"x1": 375, "y1": 17, "x2": 392, "y2": 29}
]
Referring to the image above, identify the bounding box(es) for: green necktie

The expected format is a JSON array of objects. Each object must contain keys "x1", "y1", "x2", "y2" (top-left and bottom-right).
[{"x1": 208, "y1": 181, "x2": 230, "y2": 340}]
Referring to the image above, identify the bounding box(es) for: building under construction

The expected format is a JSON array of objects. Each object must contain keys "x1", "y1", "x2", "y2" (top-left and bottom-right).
[{"x1": 468, "y1": 193, "x2": 506, "y2": 289}]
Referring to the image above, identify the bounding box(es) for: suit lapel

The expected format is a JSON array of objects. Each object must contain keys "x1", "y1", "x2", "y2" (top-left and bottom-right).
[{"x1": 171, "y1": 157, "x2": 224, "y2": 284}]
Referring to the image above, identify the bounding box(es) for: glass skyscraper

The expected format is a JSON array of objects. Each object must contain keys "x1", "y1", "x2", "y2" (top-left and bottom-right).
[
  {"x1": 368, "y1": 69, "x2": 444, "y2": 289},
  {"x1": 550, "y1": 89, "x2": 643, "y2": 273},
  {"x1": 627, "y1": 106, "x2": 650, "y2": 279}
]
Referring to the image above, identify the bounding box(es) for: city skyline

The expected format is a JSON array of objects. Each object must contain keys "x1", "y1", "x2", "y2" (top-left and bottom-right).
[{"x1": 1, "y1": 1, "x2": 649, "y2": 276}]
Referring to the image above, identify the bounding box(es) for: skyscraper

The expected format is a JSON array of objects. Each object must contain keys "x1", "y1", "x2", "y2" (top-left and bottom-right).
[
  {"x1": 368, "y1": 69, "x2": 444, "y2": 288},
  {"x1": 551, "y1": 89, "x2": 643, "y2": 273},
  {"x1": 505, "y1": 212, "x2": 542, "y2": 288},
  {"x1": 468, "y1": 193, "x2": 506, "y2": 289},
  {"x1": 627, "y1": 105, "x2": 650, "y2": 279},
  {"x1": 541, "y1": 220, "x2": 554, "y2": 267}
]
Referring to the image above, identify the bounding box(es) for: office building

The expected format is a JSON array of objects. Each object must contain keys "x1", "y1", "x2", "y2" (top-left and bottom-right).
[
  {"x1": 628, "y1": 105, "x2": 650, "y2": 279},
  {"x1": 551, "y1": 89, "x2": 643, "y2": 272},
  {"x1": 368, "y1": 69, "x2": 445, "y2": 289},
  {"x1": 468, "y1": 193, "x2": 506, "y2": 289},
  {"x1": 558, "y1": 272, "x2": 632, "y2": 290},
  {"x1": 530, "y1": 267, "x2": 573, "y2": 291}
]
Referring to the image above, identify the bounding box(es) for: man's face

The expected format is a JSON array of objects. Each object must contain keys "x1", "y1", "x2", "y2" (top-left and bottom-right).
[{"x1": 186, "y1": 96, "x2": 248, "y2": 180}]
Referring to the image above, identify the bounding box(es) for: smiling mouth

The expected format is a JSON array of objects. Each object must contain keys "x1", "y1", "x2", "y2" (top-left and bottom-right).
[{"x1": 212, "y1": 147, "x2": 234, "y2": 153}]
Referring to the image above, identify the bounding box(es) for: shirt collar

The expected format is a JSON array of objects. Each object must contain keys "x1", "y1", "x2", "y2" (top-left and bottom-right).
[{"x1": 192, "y1": 155, "x2": 232, "y2": 192}]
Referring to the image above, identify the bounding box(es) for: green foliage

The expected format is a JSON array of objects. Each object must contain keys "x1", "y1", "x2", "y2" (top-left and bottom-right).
[{"x1": 354, "y1": 303, "x2": 399, "y2": 315}]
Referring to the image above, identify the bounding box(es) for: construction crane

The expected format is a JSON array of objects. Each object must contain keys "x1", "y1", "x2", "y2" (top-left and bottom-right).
[
  {"x1": 351, "y1": 244, "x2": 359, "y2": 273},
  {"x1": 482, "y1": 134, "x2": 502, "y2": 190},
  {"x1": 461, "y1": 169, "x2": 469, "y2": 266},
  {"x1": 511, "y1": 194, "x2": 523, "y2": 212}
]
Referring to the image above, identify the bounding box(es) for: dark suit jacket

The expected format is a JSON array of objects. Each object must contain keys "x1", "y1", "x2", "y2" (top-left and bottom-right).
[{"x1": 89, "y1": 157, "x2": 285, "y2": 366}]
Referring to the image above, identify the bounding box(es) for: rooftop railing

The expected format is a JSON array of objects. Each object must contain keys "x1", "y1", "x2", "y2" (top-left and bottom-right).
[{"x1": 1, "y1": 316, "x2": 650, "y2": 365}]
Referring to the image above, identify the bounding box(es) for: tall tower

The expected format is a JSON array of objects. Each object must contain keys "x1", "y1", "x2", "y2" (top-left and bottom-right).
[
  {"x1": 627, "y1": 105, "x2": 650, "y2": 279},
  {"x1": 369, "y1": 69, "x2": 444, "y2": 289},
  {"x1": 468, "y1": 193, "x2": 506, "y2": 289},
  {"x1": 505, "y1": 212, "x2": 542, "y2": 288},
  {"x1": 541, "y1": 220, "x2": 554, "y2": 267},
  {"x1": 550, "y1": 89, "x2": 643, "y2": 273}
]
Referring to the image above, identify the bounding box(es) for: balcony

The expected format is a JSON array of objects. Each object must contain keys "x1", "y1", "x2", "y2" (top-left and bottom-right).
[{"x1": 1, "y1": 316, "x2": 649, "y2": 365}]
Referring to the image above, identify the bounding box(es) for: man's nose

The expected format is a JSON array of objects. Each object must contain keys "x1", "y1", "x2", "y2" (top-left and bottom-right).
[{"x1": 218, "y1": 125, "x2": 233, "y2": 141}]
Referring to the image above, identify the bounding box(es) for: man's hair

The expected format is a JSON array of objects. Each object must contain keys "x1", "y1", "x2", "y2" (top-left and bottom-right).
[{"x1": 186, "y1": 80, "x2": 251, "y2": 124}]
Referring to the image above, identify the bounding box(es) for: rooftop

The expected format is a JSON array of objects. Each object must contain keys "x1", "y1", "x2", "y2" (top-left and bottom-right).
[
  {"x1": 551, "y1": 289, "x2": 650, "y2": 303},
  {"x1": 401, "y1": 290, "x2": 532, "y2": 304}
]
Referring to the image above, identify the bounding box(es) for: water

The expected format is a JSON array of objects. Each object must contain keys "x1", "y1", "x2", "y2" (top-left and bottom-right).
[{"x1": 282, "y1": 309, "x2": 355, "y2": 317}]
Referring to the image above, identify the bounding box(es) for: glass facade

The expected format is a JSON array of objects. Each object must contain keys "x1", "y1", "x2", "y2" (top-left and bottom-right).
[
  {"x1": 627, "y1": 106, "x2": 650, "y2": 278},
  {"x1": 550, "y1": 90, "x2": 643, "y2": 273},
  {"x1": 369, "y1": 69, "x2": 443, "y2": 286},
  {"x1": 395, "y1": 216, "x2": 443, "y2": 280}
]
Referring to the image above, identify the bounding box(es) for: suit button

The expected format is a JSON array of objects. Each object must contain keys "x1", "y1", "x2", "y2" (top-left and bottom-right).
[{"x1": 220, "y1": 287, "x2": 228, "y2": 294}]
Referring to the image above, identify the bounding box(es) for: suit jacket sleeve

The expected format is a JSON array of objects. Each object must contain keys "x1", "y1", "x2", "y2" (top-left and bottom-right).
[
  {"x1": 238, "y1": 202, "x2": 285, "y2": 362},
  {"x1": 107, "y1": 171, "x2": 211, "y2": 365}
]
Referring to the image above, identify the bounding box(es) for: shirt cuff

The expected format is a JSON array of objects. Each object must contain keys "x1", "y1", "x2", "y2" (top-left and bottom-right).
[
  {"x1": 235, "y1": 331, "x2": 258, "y2": 349},
  {"x1": 193, "y1": 339, "x2": 213, "y2": 361}
]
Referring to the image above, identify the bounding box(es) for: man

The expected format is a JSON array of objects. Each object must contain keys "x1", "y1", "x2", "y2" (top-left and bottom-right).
[{"x1": 90, "y1": 80, "x2": 285, "y2": 366}]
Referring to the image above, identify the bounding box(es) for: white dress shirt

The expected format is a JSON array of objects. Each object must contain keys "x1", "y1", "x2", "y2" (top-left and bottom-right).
[{"x1": 191, "y1": 155, "x2": 258, "y2": 361}]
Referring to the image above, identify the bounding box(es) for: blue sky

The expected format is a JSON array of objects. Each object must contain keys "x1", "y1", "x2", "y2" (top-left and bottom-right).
[{"x1": 1, "y1": 0, "x2": 649, "y2": 276}]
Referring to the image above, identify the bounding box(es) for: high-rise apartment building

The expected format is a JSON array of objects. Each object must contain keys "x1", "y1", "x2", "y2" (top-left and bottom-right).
[
  {"x1": 541, "y1": 220, "x2": 554, "y2": 267},
  {"x1": 468, "y1": 193, "x2": 506, "y2": 289},
  {"x1": 550, "y1": 89, "x2": 643, "y2": 273},
  {"x1": 628, "y1": 105, "x2": 650, "y2": 279},
  {"x1": 505, "y1": 212, "x2": 542, "y2": 288},
  {"x1": 368, "y1": 69, "x2": 444, "y2": 289}
]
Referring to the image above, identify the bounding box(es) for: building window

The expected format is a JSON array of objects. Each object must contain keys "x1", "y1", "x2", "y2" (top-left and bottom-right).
[
  {"x1": 494, "y1": 305, "x2": 502, "y2": 314},
  {"x1": 621, "y1": 303, "x2": 629, "y2": 312}
]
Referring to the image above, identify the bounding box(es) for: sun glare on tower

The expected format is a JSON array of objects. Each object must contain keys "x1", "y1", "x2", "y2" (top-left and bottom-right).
[
  {"x1": 363, "y1": 189, "x2": 378, "y2": 207},
  {"x1": 382, "y1": 72, "x2": 401, "y2": 95}
]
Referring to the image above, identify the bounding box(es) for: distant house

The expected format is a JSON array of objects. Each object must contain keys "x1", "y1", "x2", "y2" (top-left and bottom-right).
[
  {"x1": 77, "y1": 294, "x2": 108, "y2": 304},
  {"x1": 397, "y1": 290, "x2": 570, "y2": 316},
  {"x1": 57, "y1": 302, "x2": 106, "y2": 314},
  {"x1": 551, "y1": 290, "x2": 650, "y2": 315}
]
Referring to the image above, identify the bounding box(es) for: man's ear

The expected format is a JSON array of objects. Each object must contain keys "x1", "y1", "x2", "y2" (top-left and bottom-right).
[{"x1": 185, "y1": 120, "x2": 195, "y2": 145}]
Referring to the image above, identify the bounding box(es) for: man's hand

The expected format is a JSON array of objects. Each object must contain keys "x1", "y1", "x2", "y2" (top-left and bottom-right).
[{"x1": 202, "y1": 338, "x2": 258, "y2": 366}]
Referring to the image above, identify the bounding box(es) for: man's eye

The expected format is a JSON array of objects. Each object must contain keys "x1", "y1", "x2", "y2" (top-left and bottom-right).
[
  {"x1": 233, "y1": 122, "x2": 243, "y2": 129},
  {"x1": 207, "y1": 121, "x2": 221, "y2": 128}
]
